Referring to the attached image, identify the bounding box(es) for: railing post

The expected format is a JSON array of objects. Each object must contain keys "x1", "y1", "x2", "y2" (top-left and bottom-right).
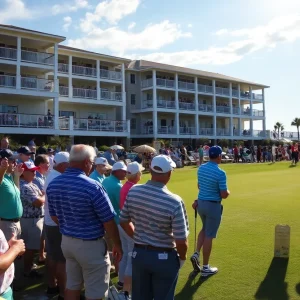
[
  {"x1": 16, "y1": 37, "x2": 21, "y2": 90},
  {"x1": 69, "y1": 116, "x2": 74, "y2": 131}
]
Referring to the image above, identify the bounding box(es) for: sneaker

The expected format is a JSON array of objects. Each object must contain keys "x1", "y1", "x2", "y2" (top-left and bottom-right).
[
  {"x1": 201, "y1": 265, "x2": 218, "y2": 277},
  {"x1": 190, "y1": 252, "x2": 201, "y2": 272}
]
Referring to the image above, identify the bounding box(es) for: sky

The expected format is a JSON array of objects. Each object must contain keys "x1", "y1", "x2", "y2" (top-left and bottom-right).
[{"x1": 1, "y1": 0, "x2": 300, "y2": 131}]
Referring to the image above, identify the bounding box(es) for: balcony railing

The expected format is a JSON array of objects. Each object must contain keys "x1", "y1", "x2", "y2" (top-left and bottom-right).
[
  {"x1": 198, "y1": 104, "x2": 213, "y2": 112},
  {"x1": 199, "y1": 128, "x2": 213, "y2": 135},
  {"x1": 100, "y1": 69, "x2": 122, "y2": 81},
  {"x1": 141, "y1": 79, "x2": 153, "y2": 88},
  {"x1": 72, "y1": 65, "x2": 96, "y2": 77},
  {"x1": 216, "y1": 87, "x2": 230, "y2": 96},
  {"x1": 100, "y1": 90, "x2": 122, "y2": 102},
  {"x1": 0, "y1": 75, "x2": 16, "y2": 88},
  {"x1": 59, "y1": 86, "x2": 69, "y2": 97},
  {"x1": 142, "y1": 100, "x2": 153, "y2": 108},
  {"x1": 252, "y1": 110, "x2": 264, "y2": 117},
  {"x1": 179, "y1": 102, "x2": 195, "y2": 110},
  {"x1": 73, "y1": 88, "x2": 97, "y2": 99},
  {"x1": 0, "y1": 113, "x2": 54, "y2": 128},
  {"x1": 21, "y1": 50, "x2": 54, "y2": 65},
  {"x1": 232, "y1": 89, "x2": 239, "y2": 98},
  {"x1": 59, "y1": 117, "x2": 69, "y2": 130},
  {"x1": 216, "y1": 105, "x2": 230, "y2": 114},
  {"x1": 180, "y1": 127, "x2": 195, "y2": 135},
  {"x1": 241, "y1": 108, "x2": 251, "y2": 116},
  {"x1": 158, "y1": 126, "x2": 176, "y2": 134},
  {"x1": 178, "y1": 81, "x2": 195, "y2": 91},
  {"x1": 58, "y1": 63, "x2": 69, "y2": 73},
  {"x1": 253, "y1": 130, "x2": 267, "y2": 138},
  {"x1": 232, "y1": 107, "x2": 240, "y2": 115},
  {"x1": 280, "y1": 131, "x2": 299, "y2": 139},
  {"x1": 21, "y1": 77, "x2": 54, "y2": 92},
  {"x1": 198, "y1": 84, "x2": 213, "y2": 94},
  {"x1": 141, "y1": 125, "x2": 153, "y2": 134},
  {"x1": 253, "y1": 94, "x2": 263, "y2": 100},
  {"x1": 0, "y1": 47, "x2": 17, "y2": 60},
  {"x1": 240, "y1": 92, "x2": 250, "y2": 99},
  {"x1": 156, "y1": 78, "x2": 175, "y2": 89},
  {"x1": 217, "y1": 128, "x2": 230, "y2": 136},
  {"x1": 157, "y1": 100, "x2": 176, "y2": 109},
  {"x1": 73, "y1": 119, "x2": 127, "y2": 132}
]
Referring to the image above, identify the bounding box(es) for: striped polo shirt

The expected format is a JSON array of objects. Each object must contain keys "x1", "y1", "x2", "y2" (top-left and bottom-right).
[
  {"x1": 47, "y1": 167, "x2": 116, "y2": 240},
  {"x1": 120, "y1": 180, "x2": 189, "y2": 248},
  {"x1": 197, "y1": 161, "x2": 227, "y2": 201}
]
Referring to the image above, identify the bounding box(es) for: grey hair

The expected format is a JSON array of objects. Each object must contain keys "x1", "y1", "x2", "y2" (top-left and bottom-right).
[{"x1": 69, "y1": 144, "x2": 96, "y2": 162}]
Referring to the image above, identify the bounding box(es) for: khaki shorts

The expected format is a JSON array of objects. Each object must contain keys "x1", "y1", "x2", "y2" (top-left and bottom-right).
[
  {"x1": 0, "y1": 220, "x2": 21, "y2": 241},
  {"x1": 20, "y1": 217, "x2": 44, "y2": 250},
  {"x1": 61, "y1": 235, "x2": 111, "y2": 299}
]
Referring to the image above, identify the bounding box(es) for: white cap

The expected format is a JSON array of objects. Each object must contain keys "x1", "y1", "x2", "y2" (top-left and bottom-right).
[
  {"x1": 127, "y1": 162, "x2": 145, "y2": 175},
  {"x1": 95, "y1": 157, "x2": 112, "y2": 170},
  {"x1": 53, "y1": 152, "x2": 70, "y2": 166},
  {"x1": 112, "y1": 161, "x2": 127, "y2": 172},
  {"x1": 150, "y1": 155, "x2": 176, "y2": 173}
]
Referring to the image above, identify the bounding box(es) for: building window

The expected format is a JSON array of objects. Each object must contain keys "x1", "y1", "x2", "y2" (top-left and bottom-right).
[
  {"x1": 131, "y1": 118, "x2": 136, "y2": 129},
  {"x1": 130, "y1": 74, "x2": 136, "y2": 84},
  {"x1": 131, "y1": 94, "x2": 136, "y2": 105},
  {"x1": 59, "y1": 111, "x2": 76, "y2": 117}
]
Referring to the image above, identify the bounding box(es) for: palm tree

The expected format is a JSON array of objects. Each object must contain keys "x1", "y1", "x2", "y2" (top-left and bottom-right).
[
  {"x1": 50, "y1": 136, "x2": 71, "y2": 151},
  {"x1": 291, "y1": 118, "x2": 300, "y2": 141},
  {"x1": 274, "y1": 122, "x2": 284, "y2": 139}
]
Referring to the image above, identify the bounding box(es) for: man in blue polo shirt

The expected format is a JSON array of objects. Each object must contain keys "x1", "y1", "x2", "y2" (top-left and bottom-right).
[{"x1": 190, "y1": 146, "x2": 230, "y2": 277}]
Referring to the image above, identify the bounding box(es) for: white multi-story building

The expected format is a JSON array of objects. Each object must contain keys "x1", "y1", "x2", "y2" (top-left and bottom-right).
[{"x1": 0, "y1": 24, "x2": 269, "y2": 146}]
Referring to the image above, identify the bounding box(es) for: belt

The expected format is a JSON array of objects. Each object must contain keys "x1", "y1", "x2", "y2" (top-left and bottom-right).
[
  {"x1": 134, "y1": 243, "x2": 175, "y2": 252},
  {"x1": 0, "y1": 218, "x2": 20, "y2": 222},
  {"x1": 22, "y1": 216, "x2": 44, "y2": 219},
  {"x1": 66, "y1": 236, "x2": 103, "y2": 242}
]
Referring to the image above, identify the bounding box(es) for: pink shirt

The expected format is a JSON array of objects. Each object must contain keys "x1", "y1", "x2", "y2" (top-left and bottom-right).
[{"x1": 120, "y1": 181, "x2": 135, "y2": 210}]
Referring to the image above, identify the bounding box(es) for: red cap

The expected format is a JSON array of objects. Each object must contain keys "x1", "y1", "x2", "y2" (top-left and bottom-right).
[{"x1": 22, "y1": 161, "x2": 40, "y2": 171}]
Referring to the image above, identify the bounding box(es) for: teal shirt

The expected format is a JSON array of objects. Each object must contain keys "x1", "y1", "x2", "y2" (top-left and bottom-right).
[
  {"x1": 1, "y1": 286, "x2": 13, "y2": 299},
  {"x1": 0, "y1": 174, "x2": 23, "y2": 219},
  {"x1": 198, "y1": 148, "x2": 204, "y2": 157},
  {"x1": 89, "y1": 170, "x2": 106, "y2": 184},
  {"x1": 102, "y1": 175, "x2": 122, "y2": 224}
]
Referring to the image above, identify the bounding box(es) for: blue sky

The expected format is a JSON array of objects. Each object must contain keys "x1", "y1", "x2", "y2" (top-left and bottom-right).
[{"x1": 1, "y1": 0, "x2": 300, "y2": 131}]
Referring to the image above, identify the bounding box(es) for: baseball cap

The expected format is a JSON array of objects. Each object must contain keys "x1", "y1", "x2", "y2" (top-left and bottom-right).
[
  {"x1": 54, "y1": 152, "x2": 70, "y2": 166},
  {"x1": 22, "y1": 161, "x2": 40, "y2": 171},
  {"x1": 209, "y1": 146, "x2": 222, "y2": 158},
  {"x1": 95, "y1": 157, "x2": 112, "y2": 170},
  {"x1": 112, "y1": 161, "x2": 127, "y2": 172},
  {"x1": 150, "y1": 155, "x2": 176, "y2": 173},
  {"x1": 0, "y1": 149, "x2": 14, "y2": 159},
  {"x1": 17, "y1": 146, "x2": 34, "y2": 155},
  {"x1": 127, "y1": 162, "x2": 145, "y2": 175}
]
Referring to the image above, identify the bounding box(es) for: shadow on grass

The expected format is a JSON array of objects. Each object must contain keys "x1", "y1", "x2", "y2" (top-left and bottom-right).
[
  {"x1": 175, "y1": 275, "x2": 211, "y2": 299},
  {"x1": 295, "y1": 283, "x2": 300, "y2": 295},
  {"x1": 255, "y1": 258, "x2": 289, "y2": 300},
  {"x1": 289, "y1": 165, "x2": 297, "y2": 168}
]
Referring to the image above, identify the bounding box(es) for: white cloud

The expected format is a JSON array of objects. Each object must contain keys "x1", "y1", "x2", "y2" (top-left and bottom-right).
[
  {"x1": 0, "y1": 0, "x2": 32, "y2": 23},
  {"x1": 69, "y1": 20, "x2": 191, "y2": 54},
  {"x1": 80, "y1": 0, "x2": 140, "y2": 32},
  {"x1": 188, "y1": 23, "x2": 193, "y2": 28},
  {"x1": 128, "y1": 22, "x2": 136, "y2": 30},
  {"x1": 52, "y1": 0, "x2": 89, "y2": 15},
  {"x1": 63, "y1": 16, "x2": 72, "y2": 32},
  {"x1": 134, "y1": 14, "x2": 300, "y2": 66}
]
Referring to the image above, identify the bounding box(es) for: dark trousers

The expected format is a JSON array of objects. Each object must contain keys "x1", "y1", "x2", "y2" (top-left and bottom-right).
[{"x1": 132, "y1": 247, "x2": 180, "y2": 300}]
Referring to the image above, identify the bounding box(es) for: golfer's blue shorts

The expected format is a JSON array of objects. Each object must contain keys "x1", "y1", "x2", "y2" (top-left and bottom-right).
[{"x1": 197, "y1": 200, "x2": 223, "y2": 238}]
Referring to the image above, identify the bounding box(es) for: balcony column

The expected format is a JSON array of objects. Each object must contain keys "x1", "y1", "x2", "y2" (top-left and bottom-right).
[
  {"x1": 97, "y1": 60, "x2": 100, "y2": 101},
  {"x1": 262, "y1": 88, "x2": 266, "y2": 135},
  {"x1": 122, "y1": 63, "x2": 126, "y2": 120},
  {"x1": 53, "y1": 97, "x2": 59, "y2": 130},
  {"x1": 212, "y1": 80, "x2": 217, "y2": 137},
  {"x1": 54, "y1": 43, "x2": 58, "y2": 92},
  {"x1": 229, "y1": 82, "x2": 233, "y2": 136},
  {"x1": 249, "y1": 86, "x2": 253, "y2": 136},
  {"x1": 238, "y1": 84, "x2": 241, "y2": 134},
  {"x1": 195, "y1": 77, "x2": 199, "y2": 136},
  {"x1": 152, "y1": 70, "x2": 158, "y2": 139},
  {"x1": 175, "y1": 113, "x2": 179, "y2": 136},
  {"x1": 69, "y1": 116, "x2": 74, "y2": 131},
  {"x1": 175, "y1": 73, "x2": 179, "y2": 110},
  {"x1": 16, "y1": 37, "x2": 21, "y2": 89},
  {"x1": 68, "y1": 56, "x2": 73, "y2": 99}
]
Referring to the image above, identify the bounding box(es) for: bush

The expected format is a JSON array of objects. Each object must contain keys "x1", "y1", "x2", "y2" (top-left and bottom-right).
[{"x1": 98, "y1": 145, "x2": 110, "y2": 152}]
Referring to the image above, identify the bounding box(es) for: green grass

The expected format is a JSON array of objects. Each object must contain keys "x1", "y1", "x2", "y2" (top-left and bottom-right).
[{"x1": 16, "y1": 162, "x2": 300, "y2": 300}]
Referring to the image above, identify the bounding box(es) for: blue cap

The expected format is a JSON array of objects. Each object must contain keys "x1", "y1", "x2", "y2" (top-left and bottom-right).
[{"x1": 209, "y1": 146, "x2": 222, "y2": 158}]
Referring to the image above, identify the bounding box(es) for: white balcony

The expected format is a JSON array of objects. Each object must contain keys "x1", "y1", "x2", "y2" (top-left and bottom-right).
[
  {"x1": 100, "y1": 90, "x2": 122, "y2": 102},
  {"x1": 73, "y1": 87, "x2": 97, "y2": 99},
  {"x1": 199, "y1": 128, "x2": 213, "y2": 135},
  {"x1": 0, "y1": 112, "x2": 53, "y2": 128},
  {"x1": 141, "y1": 79, "x2": 153, "y2": 88},
  {"x1": 142, "y1": 100, "x2": 153, "y2": 109},
  {"x1": 198, "y1": 84, "x2": 213, "y2": 94},
  {"x1": 21, "y1": 77, "x2": 54, "y2": 92},
  {"x1": 252, "y1": 109, "x2": 264, "y2": 117},
  {"x1": 156, "y1": 78, "x2": 175, "y2": 89},
  {"x1": 232, "y1": 89, "x2": 239, "y2": 98},
  {"x1": 157, "y1": 100, "x2": 176, "y2": 109},
  {"x1": 59, "y1": 86, "x2": 69, "y2": 97},
  {"x1": 240, "y1": 92, "x2": 250, "y2": 99},
  {"x1": 241, "y1": 108, "x2": 251, "y2": 116},
  {"x1": 0, "y1": 47, "x2": 17, "y2": 60},
  {"x1": 232, "y1": 107, "x2": 240, "y2": 115},
  {"x1": 59, "y1": 117, "x2": 69, "y2": 130},
  {"x1": 158, "y1": 126, "x2": 176, "y2": 134},
  {"x1": 179, "y1": 102, "x2": 195, "y2": 111},
  {"x1": 178, "y1": 81, "x2": 195, "y2": 91},
  {"x1": 58, "y1": 63, "x2": 69, "y2": 73},
  {"x1": 217, "y1": 128, "x2": 230, "y2": 136},
  {"x1": 100, "y1": 69, "x2": 122, "y2": 81},
  {"x1": 141, "y1": 124, "x2": 153, "y2": 134},
  {"x1": 198, "y1": 103, "x2": 213, "y2": 112},
  {"x1": 72, "y1": 65, "x2": 96, "y2": 77},
  {"x1": 216, "y1": 87, "x2": 230, "y2": 96},
  {"x1": 253, "y1": 130, "x2": 267, "y2": 138},
  {"x1": 253, "y1": 94, "x2": 263, "y2": 100},
  {"x1": 21, "y1": 50, "x2": 54, "y2": 65},
  {"x1": 73, "y1": 119, "x2": 127, "y2": 132},
  {"x1": 216, "y1": 105, "x2": 230, "y2": 114},
  {"x1": 0, "y1": 75, "x2": 16, "y2": 88},
  {"x1": 180, "y1": 127, "x2": 195, "y2": 135}
]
